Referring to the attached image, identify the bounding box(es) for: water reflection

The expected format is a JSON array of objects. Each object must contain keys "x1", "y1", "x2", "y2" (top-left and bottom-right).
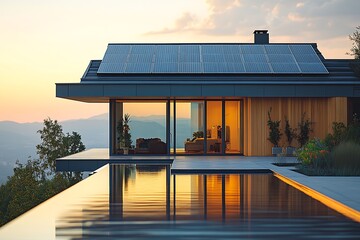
[{"x1": 55, "y1": 164, "x2": 360, "y2": 239}]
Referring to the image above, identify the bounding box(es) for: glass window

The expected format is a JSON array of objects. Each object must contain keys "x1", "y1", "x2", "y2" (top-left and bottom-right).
[
  {"x1": 206, "y1": 101, "x2": 222, "y2": 154},
  {"x1": 225, "y1": 101, "x2": 241, "y2": 154},
  {"x1": 177, "y1": 101, "x2": 205, "y2": 154},
  {"x1": 113, "y1": 101, "x2": 167, "y2": 155}
]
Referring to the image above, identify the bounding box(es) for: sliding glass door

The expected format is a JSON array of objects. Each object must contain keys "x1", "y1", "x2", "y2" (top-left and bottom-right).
[
  {"x1": 206, "y1": 101, "x2": 223, "y2": 154},
  {"x1": 225, "y1": 101, "x2": 242, "y2": 154},
  {"x1": 176, "y1": 101, "x2": 205, "y2": 154}
]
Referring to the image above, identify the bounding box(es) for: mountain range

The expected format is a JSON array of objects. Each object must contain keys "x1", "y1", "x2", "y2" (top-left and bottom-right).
[{"x1": 0, "y1": 113, "x2": 191, "y2": 184}]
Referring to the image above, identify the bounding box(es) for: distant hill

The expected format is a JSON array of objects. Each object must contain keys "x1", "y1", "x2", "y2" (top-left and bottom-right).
[{"x1": 0, "y1": 114, "x2": 191, "y2": 184}]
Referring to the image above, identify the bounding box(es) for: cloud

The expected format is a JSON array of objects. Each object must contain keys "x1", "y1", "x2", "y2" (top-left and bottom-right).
[
  {"x1": 296, "y1": 2, "x2": 304, "y2": 8},
  {"x1": 146, "y1": 12, "x2": 205, "y2": 35},
  {"x1": 287, "y1": 12, "x2": 305, "y2": 22},
  {"x1": 146, "y1": 0, "x2": 360, "y2": 42}
]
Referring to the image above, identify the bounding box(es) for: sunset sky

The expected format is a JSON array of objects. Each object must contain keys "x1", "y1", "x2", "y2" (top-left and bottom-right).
[{"x1": 0, "y1": 0, "x2": 359, "y2": 123}]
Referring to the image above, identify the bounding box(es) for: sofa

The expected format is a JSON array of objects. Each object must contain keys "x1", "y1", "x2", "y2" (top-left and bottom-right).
[
  {"x1": 184, "y1": 138, "x2": 219, "y2": 153},
  {"x1": 135, "y1": 138, "x2": 167, "y2": 154}
]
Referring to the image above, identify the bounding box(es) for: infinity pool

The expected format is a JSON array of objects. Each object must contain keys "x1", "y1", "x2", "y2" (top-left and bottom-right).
[{"x1": 0, "y1": 164, "x2": 359, "y2": 239}]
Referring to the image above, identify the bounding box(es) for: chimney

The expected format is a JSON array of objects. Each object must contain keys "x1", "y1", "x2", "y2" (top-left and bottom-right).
[{"x1": 254, "y1": 30, "x2": 269, "y2": 44}]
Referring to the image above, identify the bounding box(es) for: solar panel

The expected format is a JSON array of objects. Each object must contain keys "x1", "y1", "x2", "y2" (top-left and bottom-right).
[
  {"x1": 179, "y1": 53, "x2": 200, "y2": 62},
  {"x1": 267, "y1": 54, "x2": 295, "y2": 63},
  {"x1": 180, "y1": 45, "x2": 200, "y2": 54},
  {"x1": 101, "y1": 54, "x2": 128, "y2": 63},
  {"x1": 202, "y1": 54, "x2": 226, "y2": 62},
  {"x1": 106, "y1": 45, "x2": 130, "y2": 54},
  {"x1": 155, "y1": 53, "x2": 178, "y2": 62},
  {"x1": 241, "y1": 45, "x2": 265, "y2": 54},
  {"x1": 224, "y1": 54, "x2": 243, "y2": 62},
  {"x1": 131, "y1": 45, "x2": 155, "y2": 54},
  {"x1": 290, "y1": 45, "x2": 315, "y2": 55},
  {"x1": 97, "y1": 44, "x2": 328, "y2": 74},
  {"x1": 226, "y1": 62, "x2": 245, "y2": 72},
  {"x1": 156, "y1": 45, "x2": 178, "y2": 54},
  {"x1": 178, "y1": 63, "x2": 202, "y2": 73},
  {"x1": 203, "y1": 62, "x2": 227, "y2": 72},
  {"x1": 298, "y1": 63, "x2": 328, "y2": 73},
  {"x1": 128, "y1": 54, "x2": 154, "y2": 63},
  {"x1": 244, "y1": 62, "x2": 271, "y2": 72},
  {"x1": 223, "y1": 45, "x2": 241, "y2": 54},
  {"x1": 153, "y1": 62, "x2": 178, "y2": 73},
  {"x1": 243, "y1": 54, "x2": 267, "y2": 63},
  {"x1": 202, "y1": 45, "x2": 224, "y2": 54},
  {"x1": 98, "y1": 63, "x2": 125, "y2": 73},
  {"x1": 293, "y1": 54, "x2": 321, "y2": 63},
  {"x1": 125, "y1": 63, "x2": 152, "y2": 73},
  {"x1": 265, "y1": 45, "x2": 291, "y2": 54},
  {"x1": 271, "y1": 63, "x2": 300, "y2": 73}
]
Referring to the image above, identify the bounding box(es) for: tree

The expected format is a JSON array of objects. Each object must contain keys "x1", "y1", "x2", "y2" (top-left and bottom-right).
[
  {"x1": 0, "y1": 118, "x2": 86, "y2": 226},
  {"x1": 284, "y1": 116, "x2": 297, "y2": 147},
  {"x1": 36, "y1": 118, "x2": 85, "y2": 182},
  {"x1": 348, "y1": 26, "x2": 360, "y2": 59},
  {"x1": 297, "y1": 113, "x2": 312, "y2": 147}
]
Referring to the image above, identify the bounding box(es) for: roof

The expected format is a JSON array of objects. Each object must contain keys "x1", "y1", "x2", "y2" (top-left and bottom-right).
[
  {"x1": 96, "y1": 43, "x2": 328, "y2": 75},
  {"x1": 56, "y1": 43, "x2": 360, "y2": 102}
]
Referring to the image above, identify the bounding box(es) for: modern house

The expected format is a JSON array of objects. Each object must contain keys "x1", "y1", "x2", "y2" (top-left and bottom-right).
[{"x1": 56, "y1": 30, "x2": 360, "y2": 159}]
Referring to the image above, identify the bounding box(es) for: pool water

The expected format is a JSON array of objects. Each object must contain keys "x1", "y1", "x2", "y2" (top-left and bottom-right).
[
  {"x1": 57, "y1": 164, "x2": 359, "y2": 239},
  {"x1": 0, "y1": 164, "x2": 359, "y2": 239}
]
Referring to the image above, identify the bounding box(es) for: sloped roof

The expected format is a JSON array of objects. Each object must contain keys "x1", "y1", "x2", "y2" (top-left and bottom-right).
[
  {"x1": 56, "y1": 43, "x2": 360, "y2": 102},
  {"x1": 96, "y1": 43, "x2": 328, "y2": 75}
]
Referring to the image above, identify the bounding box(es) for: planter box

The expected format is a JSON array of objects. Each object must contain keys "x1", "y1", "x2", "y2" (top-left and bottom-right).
[
  {"x1": 272, "y1": 147, "x2": 283, "y2": 156},
  {"x1": 286, "y1": 146, "x2": 296, "y2": 156}
]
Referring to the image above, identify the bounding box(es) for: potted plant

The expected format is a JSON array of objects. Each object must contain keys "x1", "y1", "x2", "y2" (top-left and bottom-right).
[
  {"x1": 117, "y1": 113, "x2": 132, "y2": 155},
  {"x1": 297, "y1": 112, "x2": 312, "y2": 147},
  {"x1": 267, "y1": 108, "x2": 283, "y2": 155},
  {"x1": 284, "y1": 116, "x2": 297, "y2": 155},
  {"x1": 192, "y1": 131, "x2": 204, "y2": 138}
]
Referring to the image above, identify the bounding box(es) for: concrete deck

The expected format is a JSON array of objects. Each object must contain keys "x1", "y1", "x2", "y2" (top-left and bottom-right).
[{"x1": 57, "y1": 148, "x2": 360, "y2": 221}]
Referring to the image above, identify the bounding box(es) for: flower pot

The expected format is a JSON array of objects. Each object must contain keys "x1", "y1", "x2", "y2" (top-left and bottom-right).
[
  {"x1": 123, "y1": 148, "x2": 129, "y2": 155},
  {"x1": 286, "y1": 146, "x2": 296, "y2": 156},
  {"x1": 272, "y1": 147, "x2": 283, "y2": 156}
]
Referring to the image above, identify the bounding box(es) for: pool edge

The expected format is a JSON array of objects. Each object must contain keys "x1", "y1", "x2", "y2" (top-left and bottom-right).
[{"x1": 274, "y1": 172, "x2": 360, "y2": 223}]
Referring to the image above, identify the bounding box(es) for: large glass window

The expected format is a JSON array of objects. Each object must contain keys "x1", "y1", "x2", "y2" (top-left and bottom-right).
[
  {"x1": 206, "y1": 101, "x2": 222, "y2": 154},
  {"x1": 114, "y1": 101, "x2": 167, "y2": 155},
  {"x1": 111, "y1": 99, "x2": 243, "y2": 155},
  {"x1": 225, "y1": 101, "x2": 241, "y2": 154},
  {"x1": 177, "y1": 101, "x2": 205, "y2": 154}
]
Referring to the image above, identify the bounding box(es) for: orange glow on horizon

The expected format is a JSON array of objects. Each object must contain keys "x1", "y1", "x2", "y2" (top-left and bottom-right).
[{"x1": 0, "y1": 0, "x2": 356, "y2": 123}]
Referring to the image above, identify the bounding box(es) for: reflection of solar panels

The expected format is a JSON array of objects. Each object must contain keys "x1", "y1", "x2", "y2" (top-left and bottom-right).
[{"x1": 97, "y1": 44, "x2": 328, "y2": 74}]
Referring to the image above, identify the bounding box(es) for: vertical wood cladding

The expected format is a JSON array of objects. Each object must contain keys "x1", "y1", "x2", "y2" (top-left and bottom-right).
[{"x1": 243, "y1": 97, "x2": 347, "y2": 156}]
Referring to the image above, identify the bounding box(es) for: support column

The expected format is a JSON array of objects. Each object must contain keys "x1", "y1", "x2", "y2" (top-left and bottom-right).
[{"x1": 166, "y1": 100, "x2": 170, "y2": 155}]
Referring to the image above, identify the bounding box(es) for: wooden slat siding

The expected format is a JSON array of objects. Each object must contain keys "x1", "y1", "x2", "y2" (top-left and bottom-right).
[
  {"x1": 244, "y1": 97, "x2": 347, "y2": 156},
  {"x1": 336, "y1": 97, "x2": 348, "y2": 123}
]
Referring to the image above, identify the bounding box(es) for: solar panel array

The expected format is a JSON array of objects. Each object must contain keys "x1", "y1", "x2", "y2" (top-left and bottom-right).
[{"x1": 97, "y1": 44, "x2": 328, "y2": 74}]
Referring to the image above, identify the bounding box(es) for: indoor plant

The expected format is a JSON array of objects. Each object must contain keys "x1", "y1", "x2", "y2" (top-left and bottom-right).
[{"x1": 117, "y1": 113, "x2": 132, "y2": 154}]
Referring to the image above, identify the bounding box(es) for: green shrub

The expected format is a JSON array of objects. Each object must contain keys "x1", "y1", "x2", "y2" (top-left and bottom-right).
[
  {"x1": 296, "y1": 138, "x2": 329, "y2": 166},
  {"x1": 331, "y1": 141, "x2": 360, "y2": 171},
  {"x1": 324, "y1": 122, "x2": 347, "y2": 150},
  {"x1": 342, "y1": 122, "x2": 360, "y2": 144}
]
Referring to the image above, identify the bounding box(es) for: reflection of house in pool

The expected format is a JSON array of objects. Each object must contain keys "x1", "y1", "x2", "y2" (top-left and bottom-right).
[{"x1": 56, "y1": 30, "x2": 360, "y2": 163}]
